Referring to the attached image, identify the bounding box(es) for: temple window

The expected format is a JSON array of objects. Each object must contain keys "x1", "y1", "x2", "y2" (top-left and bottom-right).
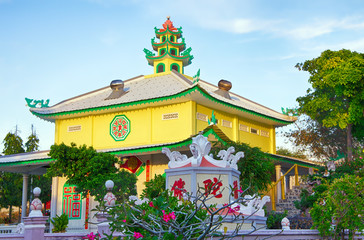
[
  {"x1": 157, "y1": 63, "x2": 165, "y2": 73},
  {"x1": 162, "y1": 36, "x2": 166, "y2": 42},
  {"x1": 160, "y1": 49, "x2": 166, "y2": 55},
  {"x1": 170, "y1": 36, "x2": 174, "y2": 42},
  {"x1": 171, "y1": 64, "x2": 179, "y2": 72},
  {"x1": 170, "y1": 49, "x2": 176, "y2": 55}
]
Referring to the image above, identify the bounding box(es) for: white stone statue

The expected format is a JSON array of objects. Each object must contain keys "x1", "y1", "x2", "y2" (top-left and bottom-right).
[
  {"x1": 231, "y1": 195, "x2": 270, "y2": 217},
  {"x1": 162, "y1": 132, "x2": 244, "y2": 170}
]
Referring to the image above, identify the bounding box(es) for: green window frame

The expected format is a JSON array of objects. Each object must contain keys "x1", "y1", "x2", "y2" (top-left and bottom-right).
[
  {"x1": 157, "y1": 63, "x2": 165, "y2": 73},
  {"x1": 170, "y1": 63, "x2": 179, "y2": 72}
]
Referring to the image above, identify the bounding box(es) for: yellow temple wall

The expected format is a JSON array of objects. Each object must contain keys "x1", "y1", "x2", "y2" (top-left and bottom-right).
[
  {"x1": 153, "y1": 59, "x2": 183, "y2": 74},
  {"x1": 195, "y1": 104, "x2": 274, "y2": 153},
  {"x1": 54, "y1": 101, "x2": 194, "y2": 149}
]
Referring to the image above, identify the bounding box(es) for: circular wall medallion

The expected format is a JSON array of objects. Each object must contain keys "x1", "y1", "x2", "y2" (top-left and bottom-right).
[{"x1": 110, "y1": 115, "x2": 130, "y2": 141}]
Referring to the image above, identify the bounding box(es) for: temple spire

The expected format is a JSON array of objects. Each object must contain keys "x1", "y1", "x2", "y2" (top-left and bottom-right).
[{"x1": 143, "y1": 17, "x2": 193, "y2": 74}]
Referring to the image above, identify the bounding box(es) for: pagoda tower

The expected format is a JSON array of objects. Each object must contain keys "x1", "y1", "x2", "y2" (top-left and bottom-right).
[{"x1": 143, "y1": 17, "x2": 193, "y2": 74}]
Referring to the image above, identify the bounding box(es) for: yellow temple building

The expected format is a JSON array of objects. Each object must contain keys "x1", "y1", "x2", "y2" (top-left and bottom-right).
[{"x1": 0, "y1": 17, "x2": 318, "y2": 231}]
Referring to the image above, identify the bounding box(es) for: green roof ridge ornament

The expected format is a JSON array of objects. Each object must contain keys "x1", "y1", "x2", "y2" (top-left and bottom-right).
[
  {"x1": 208, "y1": 110, "x2": 217, "y2": 125},
  {"x1": 329, "y1": 151, "x2": 346, "y2": 161},
  {"x1": 143, "y1": 48, "x2": 155, "y2": 57},
  {"x1": 193, "y1": 69, "x2": 200, "y2": 83},
  {"x1": 25, "y1": 98, "x2": 50, "y2": 108}
]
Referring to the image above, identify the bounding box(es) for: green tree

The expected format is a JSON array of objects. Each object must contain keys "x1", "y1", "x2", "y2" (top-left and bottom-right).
[
  {"x1": 141, "y1": 174, "x2": 166, "y2": 199},
  {"x1": 25, "y1": 124, "x2": 39, "y2": 152},
  {"x1": 310, "y1": 175, "x2": 364, "y2": 239},
  {"x1": 23, "y1": 125, "x2": 52, "y2": 206},
  {"x1": 0, "y1": 128, "x2": 25, "y2": 222},
  {"x1": 276, "y1": 147, "x2": 307, "y2": 159},
  {"x1": 281, "y1": 115, "x2": 354, "y2": 160},
  {"x1": 211, "y1": 141, "x2": 275, "y2": 195},
  {"x1": 296, "y1": 49, "x2": 364, "y2": 160},
  {"x1": 45, "y1": 143, "x2": 137, "y2": 202}
]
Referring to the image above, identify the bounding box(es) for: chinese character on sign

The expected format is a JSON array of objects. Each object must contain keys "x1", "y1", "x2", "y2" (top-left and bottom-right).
[
  {"x1": 62, "y1": 184, "x2": 82, "y2": 219},
  {"x1": 233, "y1": 180, "x2": 238, "y2": 199},
  {"x1": 171, "y1": 178, "x2": 186, "y2": 199},
  {"x1": 203, "y1": 177, "x2": 222, "y2": 198}
]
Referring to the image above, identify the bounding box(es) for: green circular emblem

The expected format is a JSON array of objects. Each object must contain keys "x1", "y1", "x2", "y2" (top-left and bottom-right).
[{"x1": 110, "y1": 115, "x2": 130, "y2": 141}]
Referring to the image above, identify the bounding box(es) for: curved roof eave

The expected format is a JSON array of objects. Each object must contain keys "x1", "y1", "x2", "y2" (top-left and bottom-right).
[{"x1": 30, "y1": 84, "x2": 295, "y2": 126}]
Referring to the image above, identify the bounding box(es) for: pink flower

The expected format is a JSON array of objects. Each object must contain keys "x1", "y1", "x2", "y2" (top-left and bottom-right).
[
  {"x1": 227, "y1": 205, "x2": 240, "y2": 214},
  {"x1": 163, "y1": 214, "x2": 170, "y2": 222},
  {"x1": 237, "y1": 188, "x2": 243, "y2": 193},
  {"x1": 149, "y1": 201, "x2": 155, "y2": 208},
  {"x1": 134, "y1": 232, "x2": 143, "y2": 239},
  {"x1": 122, "y1": 219, "x2": 126, "y2": 223},
  {"x1": 84, "y1": 232, "x2": 97, "y2": 240},
  {"x1": 169, "y1": 212, "x2": 176, "y2": 220},
  {"x1": 161, "y1": 210, "x2": 176, "y2": 222}
]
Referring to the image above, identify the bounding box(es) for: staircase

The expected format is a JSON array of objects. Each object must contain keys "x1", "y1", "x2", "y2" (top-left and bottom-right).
[{"x1": 275, "y1": 185, "x2": 304, "y2": 217}]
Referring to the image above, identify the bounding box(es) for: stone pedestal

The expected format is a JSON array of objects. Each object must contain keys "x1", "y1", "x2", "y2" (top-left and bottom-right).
[
  {"x1": 96, "y1": 212, "x2": 112, "y2": 238},
  {"x1": 166, "y1": 167, "x2": 240, "y2": 205},
  {"x1": 23, "y1": 216, "x2": 49, "y2": 240}
]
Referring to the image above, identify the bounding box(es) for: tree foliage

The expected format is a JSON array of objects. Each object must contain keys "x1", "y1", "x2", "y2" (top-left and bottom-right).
[
  {"x1": 25, "y1": 125, "x2": 39, "y2": 152},
  {"x1": 295, "y1": 149, "x2": 364, "y2": 225},
  {"x1": 310, "y1": 174, "x2": 364, "y2": 239},
  {"x1": 281, "y1": 115, "x2": 353, "y2": 160},
  {"x1": 2, "y1": 131, "x2": 25, "y2": 155},
  {"x1": 0, "y1": 130, "x2": 25, "y2": 222},
  {"x1": 276, "y1": 146, "x2": 307, "y2": 159},
  {"x1": 141, "y1": 174, "x2": 166, "y2": 200},
  {"x1": 211, "y1": 141, "x2": 275, "y2": 195},
  {"x1": 296, "y1": 49, "x2": 364, "y2": 160},
  {"x1": 46, "y1": 143, "x2": 137, "y2": 202}
]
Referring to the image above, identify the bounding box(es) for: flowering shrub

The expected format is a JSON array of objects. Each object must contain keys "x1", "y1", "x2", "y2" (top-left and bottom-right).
[
  {"x1": 105, "y1": 179, "x2": 264, "y2": 240},
  {"x1": 83, "y1": 232, "x2": 100, "y2": 240},
  {"x1": 294, "y1": 149, "x2": 364, "y2": 214},
  {"x1": 108, "y1": 191, "x2": 212, "y2": 239},
  {"x1": 310, "y1": 174, "x2": 364, "y2": 239}
]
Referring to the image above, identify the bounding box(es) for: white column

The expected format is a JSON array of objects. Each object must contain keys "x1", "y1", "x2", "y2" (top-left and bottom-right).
[
  {"x1": 50, "y1": 177, "x2": 59, "y2": 230},
  {"x1": 275, "y1": 165, "x2": 281, "y2": 201},
  {"x1": 21, "y1": 174, "x2": 29, "y2": 222}
]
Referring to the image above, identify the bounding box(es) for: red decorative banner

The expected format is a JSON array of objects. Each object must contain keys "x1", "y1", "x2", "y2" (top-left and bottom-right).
[
  {"x1": 146, "y1": 160, "x2": 150, "y2": 182},
  {"x1": 121, "y1": 156, "x2": 142, "y2": 173},
  {"x1": 85, "y1": 192, "x2": 90, "y2": 229}
]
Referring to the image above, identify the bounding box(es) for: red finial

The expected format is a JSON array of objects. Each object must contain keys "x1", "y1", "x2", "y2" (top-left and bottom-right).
[{"x1": 161, "y1": 16, "x2": 177, "y2": 31}]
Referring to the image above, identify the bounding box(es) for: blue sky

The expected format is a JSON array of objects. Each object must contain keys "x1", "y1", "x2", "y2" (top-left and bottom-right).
[{"x1": 1, "y1": 0, "x2": 364, "y2": 152}]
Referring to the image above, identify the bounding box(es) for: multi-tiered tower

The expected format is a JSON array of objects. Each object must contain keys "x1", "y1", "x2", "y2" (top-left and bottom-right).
[{"x1": 143, "y1": 17, "x2": 193, "y2": 74}]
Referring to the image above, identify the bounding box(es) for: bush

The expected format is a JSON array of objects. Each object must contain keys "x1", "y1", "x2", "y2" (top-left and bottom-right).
[
  {"x1": 266, "y1": 211, "x2": 287, "y2": 229},
  {"x1": 140, "y1": 174, "x2": 166, "y2": 199},
  {"x1": 211, "y1": 141, "x2": 275, "y2": 195},
  {"x1": 50, "y1": 213, "x2": 69, "y2": 233},
  {"x1": 310, "y1": 175, "x2": 364, "y2": 239}
]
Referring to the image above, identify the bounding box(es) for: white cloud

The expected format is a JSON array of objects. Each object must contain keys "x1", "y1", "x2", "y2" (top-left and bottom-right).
[
  {"x1": 308, "y1": 37, "x2": 364, "y2": 53},
  {"x1": 276, "y1": 17, "x2": 364, "y2": 40}
]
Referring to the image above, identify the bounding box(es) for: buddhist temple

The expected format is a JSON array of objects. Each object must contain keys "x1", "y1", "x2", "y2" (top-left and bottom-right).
[{"x1": 0, "y1": 17, "x2": 318, "y2": 232}]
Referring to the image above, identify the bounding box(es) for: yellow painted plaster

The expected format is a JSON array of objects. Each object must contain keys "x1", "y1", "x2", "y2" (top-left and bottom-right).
[
  {"x1": 151, "y1": 101, "x2": 193, "y2": 143},
  {"x1": 56, "y1": 117, "x2": 93, "y2": 146}
]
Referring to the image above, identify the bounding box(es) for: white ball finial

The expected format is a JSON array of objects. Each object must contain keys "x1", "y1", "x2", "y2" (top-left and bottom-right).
[
  {"x1": 281, "y1": 217, "x2": 290, "y2": 230},
  {"x1": 29, "y1": 187, "x2": 43, "y2": 216},
  {"x1": 104, "y1": 180, "x2": 116, "y2": 207},
  {"x1": 33, "y1": 187, "x2": 41, "y2": 197},
  {"x1": 105, "y1": 180, "x2": 114, "y2": 190}
]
